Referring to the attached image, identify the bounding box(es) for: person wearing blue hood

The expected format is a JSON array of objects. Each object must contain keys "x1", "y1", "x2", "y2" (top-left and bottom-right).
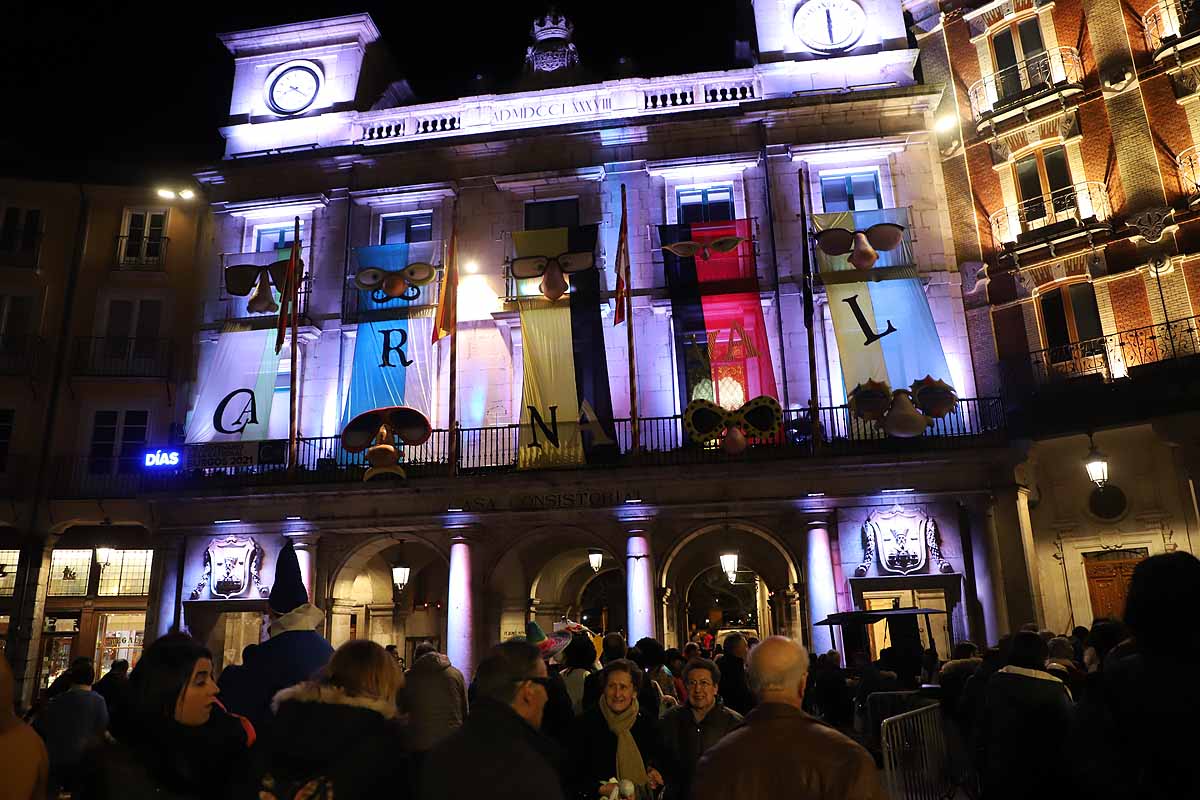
[{"x1": 218, "y1": 540, "x2": 334, "y2": 731}]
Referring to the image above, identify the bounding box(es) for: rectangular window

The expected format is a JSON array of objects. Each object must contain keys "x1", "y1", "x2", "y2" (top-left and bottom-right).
[
  {"x1": 95, "y1": 612, "x2": 147, "y2": 675},
  {"x1": 820, "y1": 172, "x2": 882, "y2": 213},
  {"x1": 0, "y1": 550, "x2": 18, "y2": 597},
  {"x1": 1040, "y1": 282, "x2": 1103, "y2": 362},
  {"x1": 380, "y1": 213, "x2": 434, "y2": 245},
  {"x1": 524, "y1": 198, "x2": 580, "y2": 231},
  {"x1": 89, "y1": 410, "x2": 149, "y2": 475},
  {"x1": 256, "y1": 225, "x2": 303, "y2": 254},
  {"x1": 48, "y1": 549, "x2": 93, "y2": 597},
  {"x1": 677, "y1": 186, "x2": 735, "y2": 224},
  {"x1": 97, "y1": 550, "x2": 153, "y2": 596},
  {"x1": 991, "y1": 17, "x2": 1047, "y2": 101},
  {"x1": 123, "y1": 210, "x2": 167, "y2": 263},
  {"x1": 0, "y1": 208, "x2": 40, "y2": 252}
]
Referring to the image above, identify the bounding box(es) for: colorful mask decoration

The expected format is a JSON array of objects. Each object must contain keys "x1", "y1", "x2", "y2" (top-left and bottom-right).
[
  {"x1": 882, "y1": 389, "x2": 931, "y2": 438},
  {"x1": 660, "y1": 235, "x2": 747, "y2": 262},
  {"x1": 354, "y1": 262, "x2": 437, "y2": 303},
  {"x1": 684, "y1": 395, "x2": 783, "y2": 455},
  {"x1": 814, "y1": 222, "x2": 905, "y2": 270},
  {"x1": 340, "y1": 405, "x2": 432, "y2": 481},
  {"x1": 224, "y1": 258, "x2": 298, "y2": 314},
  {"x1": 847, "y1": 379, "x2": 892, "y2": 422},
  {"x1": 910, "y1": 376, "x2": 958, "y2": 418},
  {"x1": 510, "y1": 250, "x2": 596, "y2": 301}
]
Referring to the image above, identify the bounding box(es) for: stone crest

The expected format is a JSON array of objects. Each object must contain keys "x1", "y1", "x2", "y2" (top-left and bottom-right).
[
  {"x1": 525, "y1": 12, "x2": 580, "y2": 73},
  {"x1": 854, "y1": 505, "x2": 954, "y2": 576},
  {"x1": 190, "y1": 535, "x2": 267, "y2": 600},
  {"x1": 1128, "y1": 206, "x2": 1173, "y2": 243}
]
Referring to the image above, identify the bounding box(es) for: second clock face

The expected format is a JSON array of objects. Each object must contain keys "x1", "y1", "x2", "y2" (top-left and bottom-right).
[
  {"x1": 794, "y1": 0, "x2": 868, "y2": 53},
  {"x1": 269, "y1": 66, "x2": 320, "y2": 114}
]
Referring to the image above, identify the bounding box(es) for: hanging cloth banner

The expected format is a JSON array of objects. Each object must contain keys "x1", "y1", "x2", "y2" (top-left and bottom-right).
[
  {"x1": 185, "y1": 327, "x2": 281, "y2": 443},
  {"x1": 811, "y1": 209, "x2": 952, "y2": 399},
  {"x1": 340, "y1": 244, "x2": 435, "y2": 428},
  {"x1": 660, "y1": 219, "x2": 778, "y2": 410},
  {"x1": 514, "y1": 225, "x2": 617, "y2": 470}
]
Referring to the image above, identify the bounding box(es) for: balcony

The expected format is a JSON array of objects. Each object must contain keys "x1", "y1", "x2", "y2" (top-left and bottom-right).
[
  {"x1": 51, "y1": 455, "x2": 145, "y2": 499},
  {"x1": 216, "y1": 250, "x2": 311, "y2": 325},
  {"x1": 1179, "y1": 145, "x2": 1200, "y2": 204},
  {"x1": 0, "y1": 229, "x2": 42, "y2": 269},
  {"x1": 0, "y1": 335, "x2": 39, "y2": 376},
  {"x1": 72, "y1": 337, "x2": 172, "y2": 379},
  {"x1": 968, "y1": 47, "x2": 1084, "y2": 127},
  {"x1": 342, "y1": 240, "x2": 442, "y2": 323},
  {"x1": 118, "y1": 398, "x2": 1006, "y2": 496},
  {"x1": 115, "y1": 235, "x2": 169, "y2": 270},
  {"x1": 1144, "y1": 0, "x2": 1200, "y2": 60},
  {"x1": 990, "y1": 181, "x2": 1111, "y2": 250}
]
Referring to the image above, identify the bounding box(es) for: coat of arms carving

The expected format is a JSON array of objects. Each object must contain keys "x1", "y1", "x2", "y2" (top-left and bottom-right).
[
  {"x1": 190, "y1": 535, "x2": 267, "y2": 600},
  {"x1": 854, "y1": 505, "x2": 954, "y2": 577}
]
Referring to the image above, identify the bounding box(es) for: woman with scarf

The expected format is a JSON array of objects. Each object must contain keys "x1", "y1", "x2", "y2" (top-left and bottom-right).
[
  {"x1": 567, "y1": 659, "x2": 667, "y2": 799},
  {"x1": 80, "y1": 633, "x2": 255, "y2": 799}
]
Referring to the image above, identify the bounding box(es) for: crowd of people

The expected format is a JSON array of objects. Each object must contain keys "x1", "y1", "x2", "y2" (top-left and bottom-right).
[{"x1": 1, "y1": 547, "x2": 1196, "y2": 799}]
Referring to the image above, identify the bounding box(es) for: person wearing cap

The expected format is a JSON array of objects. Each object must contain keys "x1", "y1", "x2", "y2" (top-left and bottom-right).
[{"x1": 218, "y1": 540, "x2": 334, "y2": 731}]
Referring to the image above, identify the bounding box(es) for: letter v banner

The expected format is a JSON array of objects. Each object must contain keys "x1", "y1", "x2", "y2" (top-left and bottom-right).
[
  {"x1": 515, "y1": 225, "x2": 617, "y2": 469},
  {"x1": 185, "y1": 327, "x2": 281, "y2": 442},
  {"x1": 811, "y1": 208, "x2": 952, "y2": 400}
]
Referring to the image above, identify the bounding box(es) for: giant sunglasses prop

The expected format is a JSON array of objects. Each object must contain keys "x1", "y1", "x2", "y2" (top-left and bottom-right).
[
  {"x1": 510, "y1": 250, "x2": 596, "y2": 301},
  {"x1": 353, "y1": 262, "x2": 438, "y2": 304},
  {"x1": 224, "y1": 258, "x2": 300, "y2": 314},
  {"x1": 659, "y1": 235, "x2": 747, "y2": 262},
  {"x1": 813, "y1": 222, "x2": 905, "y2": 271},
  {"x1": 683, "y1": 395, "x2": 783, "y2": 455},
  {"x1": 341, "y1": 405, "x2": 432, "y2": 481}
]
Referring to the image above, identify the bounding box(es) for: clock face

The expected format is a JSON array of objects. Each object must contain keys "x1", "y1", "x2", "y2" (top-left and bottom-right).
[
  {"x1": 269, "y1": 66, "x2": 320, "y2": 114},
  {"x1": 794, "y1": 0, "x2": 868, "y2": 53}
]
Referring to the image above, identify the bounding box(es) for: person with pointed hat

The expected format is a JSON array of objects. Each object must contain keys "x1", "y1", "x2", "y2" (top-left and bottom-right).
[{"x1": 218, "y1": 539, "x2": 334, "y2": 731}]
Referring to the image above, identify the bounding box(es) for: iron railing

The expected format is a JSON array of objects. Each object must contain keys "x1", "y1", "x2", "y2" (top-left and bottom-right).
[
  {"x1": 72, "y1": 337, "x2": 173, "y2": 379},
  {"x1": 51, "y1": 454, "x2": 146, "y2": 499},
  {"x1": 990, "y1": 181, "x2": 1110, "y2": 245},
  {"x1": 0, "y1": 228, "x2": 41, "y2": 269},
  {"x1": 218, "y1": 250, "x2": 312, "y2": 323},
  {"x1": 1017, "y1": 314, "x2": 1200, "y2": 385},
  {"x1": 59, "y1": 398, "x2": 1011, "y2": 497},
  {"x1": 880, "y1": 703, "x2": 955, "y2": 800},
  {"x1": 968, "y1": 46, "x2": 1084, "y2": 121},
  {"x1": 0, "y1": 335, "x2": 39, "y2": 375},
  {"x1": 115, "y1": 234, "x2": 169, "y2": 270},
  {"x1": 1143, "y1": 0, "x2": 1198, "y2": 53},
  {"x1": 1178, "y1": 145, "x2": 1200, "y2": 200}
]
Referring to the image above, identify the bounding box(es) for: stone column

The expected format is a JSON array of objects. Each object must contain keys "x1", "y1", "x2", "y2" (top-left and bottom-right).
[
  {"x1": 329, "y1": 599, "x2": 356, "y2": 649},
  {"x1": 446, "y1": 534, "x2": 475, "y2": 678},
  {"x1": 990, "y1": 485, "x2": 1044, "y2": 631},
  {"x1": 805, "y1": 517, "x2": 838, "y2": 654},
  {"x1": 11, "y1": 535, "x2": 56, "y2": 708},
  {"x1": 625, "y1": 530, "x2": 656, "y2": 644},
  {"x1": 287, "y1": 533, "x2": 321, "y2": 602},
  {"x1": 145, "y1": 534, "x2": 183, "y2": 641}
]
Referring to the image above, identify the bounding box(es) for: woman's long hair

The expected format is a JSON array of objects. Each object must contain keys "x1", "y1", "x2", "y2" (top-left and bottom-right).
[{"x1": 120, "y1": 632, "x2": 211, "y2": 742}]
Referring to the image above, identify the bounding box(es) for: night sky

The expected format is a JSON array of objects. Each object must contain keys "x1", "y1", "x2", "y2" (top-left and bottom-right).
[{"x1": 1, "y1": 1, "x2": 747, "y2": 182}]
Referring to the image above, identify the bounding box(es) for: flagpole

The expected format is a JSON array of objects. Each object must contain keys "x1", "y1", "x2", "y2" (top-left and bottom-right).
[
  {"x1": 796, "y1": 169, "x2": 821, "y2": 445},
  {"x1": 288, "y1": 215, "x2": 300, "y2": 477},
  {"x1": 620, "y1": 184, "x2": 640, "y2": 453},
  {"x1": 446, "y1": 210, "x2": 459, "y2": 475}
]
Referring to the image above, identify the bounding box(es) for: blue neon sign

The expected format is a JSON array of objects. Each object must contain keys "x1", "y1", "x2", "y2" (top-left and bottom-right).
[{"x1": 143, "y1": 449, "x2": 181, "y2": 468}]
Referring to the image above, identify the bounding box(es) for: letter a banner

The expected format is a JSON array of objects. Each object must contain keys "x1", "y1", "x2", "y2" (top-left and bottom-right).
[
  {"x1": 811, "y1": 208, "x2": 952, "y2": 398},
  {"x1": 514, "y1": 225, "x2": 617, "y2": 469},
  {"x1": 185, "y1": 327, "x2": 281, "y2": 442}
]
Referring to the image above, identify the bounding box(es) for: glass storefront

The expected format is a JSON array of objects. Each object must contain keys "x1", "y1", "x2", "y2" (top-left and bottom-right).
[
  {"x1": 94, "y1": 611, "x2": 146, "y2": 676},
  {"x1": 39, "y1": 615, "x2": 80, "y2": 690}
]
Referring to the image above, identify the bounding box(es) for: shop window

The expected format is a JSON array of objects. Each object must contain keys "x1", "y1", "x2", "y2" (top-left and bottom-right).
[
  {"x1": 88, "y1": 410, "x2": 149, "y2": 476},
  {"x1": 94, "y1": 611, "x2": 147, "y2": 675},
  {"x1": 1013, "y1": 145, "x2": 1074, "y2": 225},
  {"x1": 39, "y1": 617, "x2": 78, "y2": 690},
  {"x1": 0, "y1": 549, "x2": 18, "y2": 596},
  {"x1": 677, "y1": 186, "x2": 735, "y2": 224},
  {"x1": 1039, "y1": 282, "x2": 1103, "y2": 360},
  {"x1": 47, "y1": 549, "x2": 93, "y2": 597},
  {"x1": 820, "y1": 172, "x2": 882, "y2": 212},
  {"x1": 121, "y1": 209, "x2": 167, "y2": 264},
  {"x1": 380, "y1": 212, "x2": 433, "y2": 244},
  {"x1": 97, "y1": 549, "x2": 153, "y2": 596},
  {"x1": 991, "y1": 16, "x2": 1047, "y2": 102},
  {"x1": 524, "y1": 198, "x2": 579, "y2": 231},
  {"x1": 0, "y1": 614, "x2": 8, "y2": 654}
]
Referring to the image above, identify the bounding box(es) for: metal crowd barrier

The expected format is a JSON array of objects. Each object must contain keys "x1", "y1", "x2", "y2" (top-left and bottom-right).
[{"x1": 880, "y1": 702, "x2": 954, "y2": 800}]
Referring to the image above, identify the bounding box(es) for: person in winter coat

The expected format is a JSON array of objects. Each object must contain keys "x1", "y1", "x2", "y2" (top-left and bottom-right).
[
  {"x1": 0, "y1": 651, "x2": 49, "y2": 800},
  {"x1": 33, "y1": 659, "x2": 108, "y2": 794},
  {"x1": 218, "y1": 540, "x2": 334, "y2": 731},
  {"x1": 92, "y1": 659, "x2": 131, "y2": 727},
  {"x1": 715, "y1": 633, "x2": 754, "y2": 715},
  {"x1": 421, "y1": 640, "x2": 564, "y2": 800},
  {"x1": 659, "y1": 658, "x2": 742, "y2": 800},
  {"x1": 581, "y1": 634, "x2": 661, "y2": 718},
  {"x1": 402, "y1": 642, "x2": 468, "y2": 756},
  {"x1": 80, "y1": 632, "x2": 255, "y2": 800},
  {"x1": 258, "y1": 639, "x2": 407, "y2": 799},
  {"x1": 567, "y1": 659, "x2": 666, "y2": 800},
  {"x1": 559, "y1": 634, "x2": 598, "y2": 715},
  {"x1": 974, "y1": 631, "x2": 1074, "y2": 799}
]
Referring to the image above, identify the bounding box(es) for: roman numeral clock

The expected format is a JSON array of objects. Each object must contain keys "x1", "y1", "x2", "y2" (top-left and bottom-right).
[{"x1": 793, "y1": 0, "x2": 868, "y2": 54}]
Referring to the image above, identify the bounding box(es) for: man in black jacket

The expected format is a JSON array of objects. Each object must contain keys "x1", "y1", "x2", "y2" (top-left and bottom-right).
[
  {"x1": 659, "y1": 658, "x2": 742, "y2": 800},
  {"x1": 421, "y1": 640, "x2": 564, "y2": 800},
  {"x1": 716, "y1": 634, "x2": 755, "y2": 715}
]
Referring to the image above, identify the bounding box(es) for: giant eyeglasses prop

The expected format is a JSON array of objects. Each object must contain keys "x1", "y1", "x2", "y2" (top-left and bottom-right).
[
  {"x1": 224, "y1": 258, "x2": 299, "y2": 314},
  {"x1": 660, "y1": 235, "x2": 747, "y2": 262},
  {"x1": 813, "y1": 222, "x2": 905, "y2": 270},
  {"x1": 510, "y1": 251, "x2": 596, "y2": 301},
  {"x1": 353, "y1": 262, "x2": 438, "y2": 303},
  {"x1": 341, "y1": 405, "x2": 433, "y2": 481},
  {"x1": 683, "y1": 395, "x2": 782, "y2": 455}
]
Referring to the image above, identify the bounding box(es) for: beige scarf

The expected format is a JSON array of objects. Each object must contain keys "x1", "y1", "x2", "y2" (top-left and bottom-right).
[{"x1": 599, "y1": 695, "x2": 649, "y2": 787}]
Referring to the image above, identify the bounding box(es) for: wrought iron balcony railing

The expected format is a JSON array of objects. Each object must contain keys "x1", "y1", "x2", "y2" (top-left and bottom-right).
[
  {"x1": 968, "y1": 46, "x2": 1084, "y2": 122},
  {"x1": 990, "y1": 181, "x2": 1111, "y2": 246},
  {"x1": 217, "y1": 250, "x2": 311, "y2": 324},
  {"x1": 72, "y1": 337, "x2": 173, "y2": 379},
  {"x1": 1013, "y1": 314, "x2": 1200, "y2": 386},
  {"x1": 1144, "y1": 0, "x2": 1200, "y2": 55},
  {"x1": 115, "y1": 235, "x2": 169, "y2": 270},
  {"x1": 0, "y1": 335, "x2": 40, "y2": 376},
  {"x1": 93, "y1": 398, "x2": 1008, "y2": 497},
  {"x1": 1178, "y1": 145, "x2": 1200, "y2": 201}
]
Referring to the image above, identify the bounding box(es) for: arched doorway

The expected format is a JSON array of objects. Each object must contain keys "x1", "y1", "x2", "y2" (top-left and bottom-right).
[
  {"x1": 578, "y1": 569, "x2": 627, "y2": 636},
  {"x1": 684, "y1": 565, "x2": 770, "y2": 645}
]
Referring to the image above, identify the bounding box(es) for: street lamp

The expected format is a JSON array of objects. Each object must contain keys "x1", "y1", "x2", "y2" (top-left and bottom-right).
[
  {"x1": 588, "y1": 549, "x2": 603, "y2": 573},
  {"x1": 1084, "y1": 434, "x2": 1108, "y2": 488},
  {"x1": 156, "y1": 187, "x2": 196, "y2": 200},
  {"x1": 391, "y1": 564, "x2": 411, "y2": 594},
  {"x1": 720, "y1": 551, "x2": 739, "y2": 584}
]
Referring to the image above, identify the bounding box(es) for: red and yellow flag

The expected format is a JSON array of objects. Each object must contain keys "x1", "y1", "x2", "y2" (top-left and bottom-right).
[
  {"x1": 432, "y1": 226, "x2": 458, "y2": 344},
  {"x1": 613, "y1": 189, "x2": 630, "y2": 326}
]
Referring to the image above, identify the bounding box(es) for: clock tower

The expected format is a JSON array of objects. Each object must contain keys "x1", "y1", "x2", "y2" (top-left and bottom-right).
[{"x1": 751, "y1": 0, "x2": 910, "y2": 63}]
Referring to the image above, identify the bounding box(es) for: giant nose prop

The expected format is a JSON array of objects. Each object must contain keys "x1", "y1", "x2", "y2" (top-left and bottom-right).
[
  {"x1": 246, "y1": 270, "x2": 279, "y2": 314},
  {"x1": 848, "y1": 231, "x2": 879, "y2": 271},
  {"x1": 540, "y1": 260, "x2": 568, "y2": 301}
]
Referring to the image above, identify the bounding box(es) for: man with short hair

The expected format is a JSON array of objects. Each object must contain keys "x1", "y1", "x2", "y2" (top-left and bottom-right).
[
  {"x1": 716, "y1": 633, "x2": 754, "y2": 715},
  {"x1": 693, "y1": 637, "x2": 884, "y2": 800},
  {"x1": 421, "y1": 640, "x2": 563, "y2": 800},
  {"x1": 32, "y1": 660, "x2": 108, "y2": 794},
  {"x1": 659, "y1": 658, "x2": 742, "y2": 800}
]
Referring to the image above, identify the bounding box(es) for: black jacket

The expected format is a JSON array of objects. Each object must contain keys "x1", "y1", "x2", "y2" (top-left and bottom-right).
[
  {"x1": 566, "y1": 706, "x2": 666, "y2": 800},
  {"x1": 658, "y1": 702, "x2": 742, "y2": 800},
  {"x1": 421, "y1": 698, "x2": 565, "y2": 800},
  {"x1": 257, "y1": 682, "x2": 408, "y2": 800},
  {"x1": 716, "y1": 654, "x2": 755, "y2": 715}
]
